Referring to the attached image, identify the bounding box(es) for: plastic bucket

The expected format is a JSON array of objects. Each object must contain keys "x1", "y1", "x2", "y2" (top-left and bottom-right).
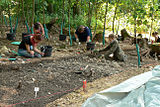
[
  {"x1": 41, "y1": 46, "x2": 53, "y2": 57},
  {"x1": 59, "y1": 34, "x2": 66, "y2": 41},
  {"x1": 87, "y1": 42, "x2": 95, "y2": 51},
  {"x1": 7, "y1": 33, "x2": 16, "y2": 41}
]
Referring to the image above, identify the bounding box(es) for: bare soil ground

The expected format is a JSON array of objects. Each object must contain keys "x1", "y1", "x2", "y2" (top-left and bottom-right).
[{"x1": 0, "y1": 33, "x2": 159, "y2": 107}]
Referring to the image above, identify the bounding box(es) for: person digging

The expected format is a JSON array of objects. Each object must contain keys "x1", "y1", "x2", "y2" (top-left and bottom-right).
[
  {"x1": 95, "y1": 34, "x2": 127, "y2": 62},
  {"x1": 18, "y1": 33, "x2": 44, "y2": 58},
  {"x1": 18, "y1": 23, "x2": 44, "y2": 58},
  {"x1": 74, "y1": 25, "x2": 91, "y2": 43}
]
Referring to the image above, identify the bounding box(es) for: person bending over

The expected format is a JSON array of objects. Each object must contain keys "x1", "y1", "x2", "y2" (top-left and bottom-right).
[
  {"x1": 75, "y1": 25, "x2": 91, "y2": 43},
  {"x1": 98, "y1": 34, "x2": 127, "y2": 61},
  {"x1": 18, "y1": 33, "x2": 44, "y2": 58}
]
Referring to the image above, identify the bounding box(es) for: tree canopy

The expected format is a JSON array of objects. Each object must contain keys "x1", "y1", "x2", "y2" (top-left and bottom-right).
[{"x1": 0, "y1": 0, "x2": 160, "y2": 36}]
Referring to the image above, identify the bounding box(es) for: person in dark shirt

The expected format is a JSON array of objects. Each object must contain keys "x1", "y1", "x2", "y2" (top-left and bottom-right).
[
  {"x1": 97, "y1": 34, "x2": 127, "y2": 61},
  {"x1": 75, "y1": 25, "x2": 91, "y2": 43},
  {"x1": 18, "y1": 34, "x2": 44, "y2": 58},
  {"x1": 18, "y1": 22, "x2": 44, "y2": 58}
]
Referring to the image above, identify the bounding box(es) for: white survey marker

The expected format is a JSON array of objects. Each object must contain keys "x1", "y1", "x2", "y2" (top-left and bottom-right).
[{"x1": 34, "y1": 87, "x2": 39, "y2": 98}]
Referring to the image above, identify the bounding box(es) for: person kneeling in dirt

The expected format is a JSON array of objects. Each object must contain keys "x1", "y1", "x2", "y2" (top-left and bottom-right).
[
  {"x1": 97, "y1": 34, "x2": 127, "y2": 61},
  {"x1": 74, "y1": 25, "x2": 91, "y2": 43},
  {"x1": 18, "y1": 33, "x2": 44, "y2": 58}
]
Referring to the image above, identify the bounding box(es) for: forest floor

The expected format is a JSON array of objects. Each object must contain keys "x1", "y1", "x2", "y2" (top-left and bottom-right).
[{"x1": 0, "y1": 32, "x2": 159, "y2": 107}]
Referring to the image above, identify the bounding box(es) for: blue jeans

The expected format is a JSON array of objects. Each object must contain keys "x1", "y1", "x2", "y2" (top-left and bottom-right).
[{"x1": 18, "y1": 49, "x2": 42, "y2": 58}]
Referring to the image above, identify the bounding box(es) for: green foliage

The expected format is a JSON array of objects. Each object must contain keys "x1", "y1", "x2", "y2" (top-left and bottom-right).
[{"x1": 0, "y1": 0, "x2": 160, "y2": 35}]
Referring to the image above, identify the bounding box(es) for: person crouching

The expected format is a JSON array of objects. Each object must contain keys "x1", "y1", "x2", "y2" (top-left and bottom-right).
[
  {"x1": 18, "y1": 34, "x2": 44, "y2": 58},
  {"x1": 98, "y1": 34, "x2": 127, "y2": 62}
]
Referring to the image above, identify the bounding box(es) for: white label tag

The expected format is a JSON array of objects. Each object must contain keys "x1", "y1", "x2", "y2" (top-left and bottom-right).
[{"x1": 34, "y1": 87, "x2": 39, "y2": 92}]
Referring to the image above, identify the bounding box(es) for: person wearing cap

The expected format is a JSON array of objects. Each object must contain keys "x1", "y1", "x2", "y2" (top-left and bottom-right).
[
  {"x1": 75, "y1": 25, "x2": 91, "y2": 43},
  {"x1": 97, "y1": 34, "x2": 127, "y2": 61}
]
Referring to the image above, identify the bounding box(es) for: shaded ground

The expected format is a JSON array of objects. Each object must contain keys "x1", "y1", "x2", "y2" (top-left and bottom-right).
[{"x1": 0, "y1": 35, "x2": 159, "y2": 107}]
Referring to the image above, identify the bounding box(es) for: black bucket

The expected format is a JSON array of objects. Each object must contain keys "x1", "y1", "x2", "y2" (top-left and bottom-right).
[
  {"x1": 87, "y1": 42, "x2": 95, "y2": 51},
  {"x1": 41, "y1": 46, "x2": 53, "y2": 57},
  {"x1": 22, "y1": 33, "x2": 30, "y2": 40},
  {"x1": 59, "y1": 34, "x2": 66, "y2": 41},
  {"x1": 7, "y1": 33, "x2": 16, "y2": 41}
]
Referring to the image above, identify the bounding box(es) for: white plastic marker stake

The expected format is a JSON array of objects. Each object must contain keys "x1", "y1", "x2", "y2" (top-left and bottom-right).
[
  {"x1": 34, "y1": 87, "x2": 39, "y2": 98},
  {"x1": 84, "y1": 65, "x2": 88, "y2": 70}
]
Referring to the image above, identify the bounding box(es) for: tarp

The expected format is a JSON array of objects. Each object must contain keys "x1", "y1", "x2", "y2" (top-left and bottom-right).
[{"x1": 82, "y1": 65, "x2": 160, "y2": 107}]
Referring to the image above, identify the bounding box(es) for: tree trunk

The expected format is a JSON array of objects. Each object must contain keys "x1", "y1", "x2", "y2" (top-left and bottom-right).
[
  {"x1": 68, "y1": 0, "x2": 72, "y2": 45},
  {"x1": 1, "y1": 4, "x2": 3, "y2": 27},
  {"x1": 93, "y1": 0, "x2": 97, "y2": 37},
  {"x1": 80, "y1": 0, "x2": 83, "y2": 15},
  {"x1": 90, "y1": 1, "x2": 94, "y2": 25},
  {"x1": 134, "y1": 17, "x2": 137, "y2": 38},
  {"x1": 116, "y1": 19, "x2": 120, "y2": 35},
  {"x1": 88, "y1": 0, "x2": 91, "y2": 28},
  {"x1": 62, "y1": 0, "x2": 65, "y2": 25},
  {"x1": 43, "y1": 5, "x2": 45, "y2": 24},
  {"x1": 31, "y1": 0, "x2": 35, "y2": 28},
  {"x1": 73, "y1": 0, "x2": 80, "y2": 18},
  {"x1": 8, "y1": 3, "x2": 13, "y2": 33},
  {"x1": 21, "y1": 0, "x2": 26, "y2": 25},
  {"x1": 47, "y1": 3, "x2": 54, "y2": 14},
  {"x1": 112, "y1": 0, "x2": 120, "y2": 34},
  {"x1": 68, "y1": 0, "x2": 71, "y2": 33},
  {"x1": 0, "y1": 6, "x2": 2, "y2": 27},
  {"x1": 103, "y1": 2, "x2": 109, "y2": 45},
  {"x1": 8, "y1": 3, "x2": 11, "y2": 18},
  {"x1": 26, "y1": 3, "x2": 29, "y2": 25},
  {"x1": 149, "y1": 0, "x2": 155, "y2": 41}
]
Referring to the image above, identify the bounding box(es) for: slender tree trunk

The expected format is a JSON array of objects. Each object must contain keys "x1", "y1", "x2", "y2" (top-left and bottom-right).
[
  {"x1": 26, "y1": 3, "x2": 29, "y2": 25},
  {"x1": 90, "y1": 1, "x2": 94, "y2": 26},
  {"x1": 21, "y1": 0, "x2": 26, "y2": 25},
  {"x1": 116, "y1": 19, "x2": 120, "y2": 35},
  {"x1": 0, "y1": 6, "x2": 2, "y2": 37},
  {"x1": 1, "y1": 5, "x2": 4, "y2": 26},
  {"x1": 88, "y1": 0, "x2": 91, "y2": 28},
  {"x1": 43, "y1": 5, "x2": 45, "y2": 24},
  {"x1": 93, "y1": 0, "x2": 97, "y2": 37},
  {"x1": 68, "y1": 0, "x2": 72, "y2": 45},
  {"x1": 134, "y1": 17, "x2": 137, "y2": 38},
  {"x1": 149, "y1": 0, "x2": 155, "y2": 41},
  {"x1": 62, "y1": 0, "x2": 65, "y2": 25},
  {"x1": 8, "y1": 3, "x2": 11, "y2": 18},
  {"x1": 103, "y1": 2, "x2": 109, "y2": 33},
  {"x1": 112, "y1": 0, "x2": 120, "y2": 34},
  {"x1": 131, "y1": 0, "x2": 138, "y2": 43},
  {"x1": 103, "y1": 2, "x2": 109, "y2": 45},
  {"x1": 0, "y1": 6, "x2": 2, "y2": 27},
  {"x1": 80, "y1": 0, "x2": 83, "y2": 15},
  {"x1": 68, "y1": 0, "x2": 71, "y2": 32},
  {"x1": 8, "y1": 3, "x2": 13, "y2": 33},
  {"x1": 2, "y1": 13, "x2": 4, "y2": 26},
  {"x1": 31, "y1": 0, "x2": 35, "y2": 28}
]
